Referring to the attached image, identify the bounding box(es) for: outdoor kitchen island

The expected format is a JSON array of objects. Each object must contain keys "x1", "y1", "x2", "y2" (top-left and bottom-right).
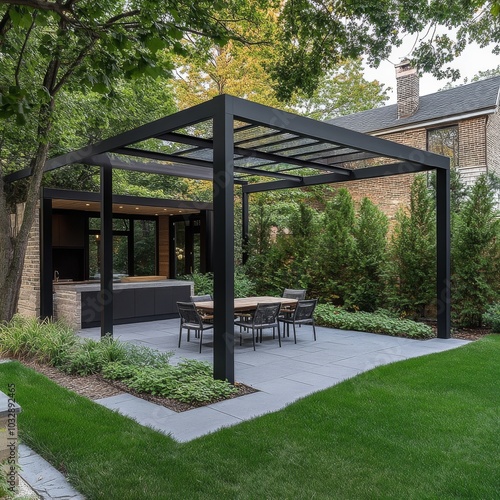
[{"x1": 53, "y1": 278, "x2": 193, "y2": 329}]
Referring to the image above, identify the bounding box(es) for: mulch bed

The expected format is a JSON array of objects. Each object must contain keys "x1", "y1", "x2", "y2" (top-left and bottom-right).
[
  {"x1": 20, "y1": 360, "x2": 257, "y2": 413},
  {"x1": 451, "y1": 327, "x2": 494, "y2": 341},
  {"x1": 422, "y1": 320, "x2": 493, "y2": 342}
]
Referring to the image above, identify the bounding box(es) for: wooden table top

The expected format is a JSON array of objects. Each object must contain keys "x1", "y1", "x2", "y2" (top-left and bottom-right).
[{"x1": 195, "y1": 296, "x2": 297, "y2": 313}]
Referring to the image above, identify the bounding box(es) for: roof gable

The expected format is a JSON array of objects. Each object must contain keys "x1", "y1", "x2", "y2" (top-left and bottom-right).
[{"x1": 328, "y1": 75, "x2": 500, "y2": 133}]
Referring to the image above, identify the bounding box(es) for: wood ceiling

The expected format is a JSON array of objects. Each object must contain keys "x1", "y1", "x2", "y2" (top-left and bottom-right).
[{"x1": 51, "y1": 199, "x2": 199, "y2": 216}]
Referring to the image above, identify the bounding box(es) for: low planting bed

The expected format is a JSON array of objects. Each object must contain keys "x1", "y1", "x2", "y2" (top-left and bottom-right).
[
  {"x1": 315, "y1": 303, "x2": 434, "y2": 339},
  {"x1": 0, "y1": 316, "x2": 248, "y2": 411}
]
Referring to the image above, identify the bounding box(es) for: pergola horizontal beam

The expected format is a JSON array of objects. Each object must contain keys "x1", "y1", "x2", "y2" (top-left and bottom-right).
[
  {"x1": 83, "y1": 154, "x2": 250, "y2": 185},
  {"x1": 242, "y1": 161, "x2": 432, "y2": 193},
  {"x1": 44, "y1": 186, "x2": 214, "y2": 210},
  {"x1": 114, "y1": 148, "x2": 302, "y2": 182},
  {"x1": 161, "y1": 132, "x2": 352, "y2": 176},
  {"x1": 228, "y1": 95, "x2": 449, "y2": 169}
]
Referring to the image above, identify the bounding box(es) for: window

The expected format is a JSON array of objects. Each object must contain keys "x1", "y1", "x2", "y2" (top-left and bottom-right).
[
  {"x1": 427, "y1": 126, "x2": 459, "y2": 168},
  {"x1": 87, "y1": 216, "x2": 156, "y2": 278}
]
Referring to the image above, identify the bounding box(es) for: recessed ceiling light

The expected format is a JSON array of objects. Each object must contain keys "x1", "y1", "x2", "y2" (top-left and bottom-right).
[
  {"x1": 155, "y1": 213, "x2": 158, "y2": 216},
  {"x1": 85, "y1": 203, "x2": 90, "y2": 207},
  {"x1": 135, "y1": 207, "x2": 139, "y2": 210},
  {"x1": 119, "y1": 206, "x2": 123, "y2": 209},
  {"x1": 178, "y1": 210, "x2": 182, "y2": 213},
  {"x1": 163, "y1": 208, "x2": 167, "y2": 211}
]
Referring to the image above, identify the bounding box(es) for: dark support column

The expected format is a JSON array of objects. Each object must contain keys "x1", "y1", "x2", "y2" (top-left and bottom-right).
[
  {"x1": 436, "y1": 166, "x2": 451, "y2": 339},
  {"x1": 242, "y1": 191, "x2": 249, "y2": 265},
  {"x1": 200, "y1": 210, "x2": 214, "y2": 273},
  {"x1": 39, "y1": 195, "x2": 53, "y2": 319},
  {"x1": 212, "y1": 97, "x2": 235, "y2": 383},
  {"x1": 100, "y1": 161, "x2": 113, "y2": 338}
]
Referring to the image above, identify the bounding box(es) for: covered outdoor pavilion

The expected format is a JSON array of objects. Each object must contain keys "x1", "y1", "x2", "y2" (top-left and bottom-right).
[{"x1": 6, "y1": 94, "x2": 451, "y2": 383}]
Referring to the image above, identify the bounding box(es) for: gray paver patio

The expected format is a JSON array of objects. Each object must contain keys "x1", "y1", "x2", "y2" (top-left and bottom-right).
[{"x1": 78, "y1": 319, "x2": 470, "y2": 442}]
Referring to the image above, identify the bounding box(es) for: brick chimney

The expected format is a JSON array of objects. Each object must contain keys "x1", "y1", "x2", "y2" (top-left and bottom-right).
[{"x1": 395, "y1": 59, "x2": 419, "y2": 119}]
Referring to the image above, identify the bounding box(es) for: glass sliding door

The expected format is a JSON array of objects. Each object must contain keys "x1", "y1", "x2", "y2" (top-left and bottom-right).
[{"x1": 171, "y1": 216, "x2": 202, "y2": 277}]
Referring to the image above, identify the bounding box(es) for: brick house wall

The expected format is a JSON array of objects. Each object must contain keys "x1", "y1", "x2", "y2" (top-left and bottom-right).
[
  {"x1": 327, "y1": 128, "x2": 427, "y2": 221},
  {"x1": 457, "y1": 116, "x2": 488, "y2": 186},
  {"x1": 17, "y1": 203, "x2": 41, "y2": 318},
  {"x1": 486, "y1": 108, "x2": 500, "y2": 177},
  {"x1": 334, "y1": 113, "x2": 498, "y2": 219}
]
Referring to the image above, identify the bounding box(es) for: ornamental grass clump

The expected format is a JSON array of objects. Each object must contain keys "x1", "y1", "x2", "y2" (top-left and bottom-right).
[{"x1": 0, "y1": 315, "x2": 77, "y2": 366}]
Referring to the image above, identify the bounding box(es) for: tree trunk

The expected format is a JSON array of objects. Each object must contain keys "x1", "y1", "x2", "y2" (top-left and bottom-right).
[{"x1": 0, "y1": 100, "x2": 54, "y2": 323}]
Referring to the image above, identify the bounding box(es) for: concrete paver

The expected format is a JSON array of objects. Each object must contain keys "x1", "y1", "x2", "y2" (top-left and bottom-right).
[
  {"x1": 10, "y1": 320, "x2": 471, "y2": 497},
  {"x1": 79, "y1": 319, "x2": 470, "y2": 442}
]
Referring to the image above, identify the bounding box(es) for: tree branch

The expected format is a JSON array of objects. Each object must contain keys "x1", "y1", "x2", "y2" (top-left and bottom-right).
[
  {"x1": 0, "y1": 7, "x2": 11, "y2": 37},
  {"x1": 14, "y1": 12, "x2": 37, "y2": 86},
  {"x1": 103, "y1": 9, "x2": 140, "y2": 27},
  {"x1": 0, "y1": 0, "x2": 72, "y2": 22},
  {"x1": 52, "y1": 36, "x2": 97, "y2": 94}
]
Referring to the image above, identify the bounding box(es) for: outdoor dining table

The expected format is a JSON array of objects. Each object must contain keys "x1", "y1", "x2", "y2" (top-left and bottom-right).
[{"x1": 194, "y1": 296, "x2": 298, "y2": 314}]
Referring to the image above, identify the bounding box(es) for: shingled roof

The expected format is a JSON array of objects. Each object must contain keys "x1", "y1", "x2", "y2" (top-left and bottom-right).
[{"x1": 327, "y1": 75, "x2": 500, "y2": 134}]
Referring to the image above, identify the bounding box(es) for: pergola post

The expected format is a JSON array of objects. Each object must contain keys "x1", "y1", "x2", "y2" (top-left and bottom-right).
[
  {"x1": 436, "y1": 165, "x2": 451, "y2": 338},
  {"x1": 242, "y1": 191, "x2": 249, "y2": 265},
  {"x1": 212, "y1": 96, "x2": 235, "y2": 383},
  {"x1": 100, "y1": 160, "x2": 113, "y2": 338},
  {"x1": 39, "y1": 193, "x2": 53, "y2": 319}
]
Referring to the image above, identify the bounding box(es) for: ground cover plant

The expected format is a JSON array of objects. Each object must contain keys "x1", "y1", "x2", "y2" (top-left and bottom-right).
[
  {"x1": 0, "y1": 316, "x2": 235, "y2": 404},
  {"x1": 315, "y1": 304, "x2": 434, "y2": 339},
  {"x1": 0, "y1": 336, "x2": 498, "y2": 499}
]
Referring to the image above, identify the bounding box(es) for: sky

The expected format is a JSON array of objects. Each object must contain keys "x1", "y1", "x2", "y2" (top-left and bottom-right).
[{"x1": 363, "y1": 38, "x2": 500, "y2": 104}]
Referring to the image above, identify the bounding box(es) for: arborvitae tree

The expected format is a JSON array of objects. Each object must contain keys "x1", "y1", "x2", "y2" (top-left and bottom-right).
[
  {"x1": 319, "y1": 189, "x2": 356, "y2": 304},
  {"x1": 390, "y1": 175, "x2": 436, "y2": 318},
  {"x1": 452, "y1": 174, "x2": 500, "y2": 327},
  {"x1": 345, "y1": 198, "x2": 389, "y2": 311},
  {"x1": 272, "y1": 202, "x2": 320, "y2": 294}
]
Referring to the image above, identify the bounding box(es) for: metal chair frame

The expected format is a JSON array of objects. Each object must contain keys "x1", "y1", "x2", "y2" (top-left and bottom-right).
[
  {"x1": 280, "y1": 299, "x2": 318, "y2": 344},
  {"x1": 234, "y1": 302, "x2": 282, "y2": 350},
  {"x1": 177, "y1": 301, "x2": 214, "y2": 353}
]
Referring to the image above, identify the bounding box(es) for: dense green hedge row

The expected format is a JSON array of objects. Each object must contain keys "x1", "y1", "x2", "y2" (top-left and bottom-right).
[
  {"x1": 314, "y1": 304, "x2": 434, "y2": 339},
  {"x1": 245, "y1": 173, "x2": 500, "y2": 328}
]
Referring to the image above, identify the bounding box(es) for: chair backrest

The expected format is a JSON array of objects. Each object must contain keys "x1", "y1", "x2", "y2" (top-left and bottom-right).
[
  {"x1": 177, "y1": 301, "x2": 202, "y2": 326},
  {"x1": 283, "y1": 288, "x2": 306, "y2": 300},
  {"x1": 253, "y1": 302, "x2": 281, "y2": 327},
  {"x1": 294, "y1": 299, "x2": 317, "y2": 321},
  {"x1": 190, "y1": 294, "x2": 212, "y2": 302}
]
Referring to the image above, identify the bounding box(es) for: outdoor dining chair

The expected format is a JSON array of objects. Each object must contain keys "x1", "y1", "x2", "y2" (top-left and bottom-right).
[
  {"x1": 280, "y1": 299, "x2": 318, "y2": 344},
  {"x1": 282, "y1": 288, "x2": 307, "y2": 300},
  {"x1": 280, "y1": 288, "x2": 307, "y2": 334},
  {"x1": 234, "y1": 302, "x2": 282, "y2": 350},
  {"x1": 177, "y1": 301, "x2": 214, "y2": 353},
  {"x1": 190, "y1": 294, "x2": 213, "y2": 337}
]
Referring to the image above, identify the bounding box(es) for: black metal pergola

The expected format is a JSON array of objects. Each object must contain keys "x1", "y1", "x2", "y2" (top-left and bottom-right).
[{"x1": 6, "y1": 94, "x2": 451, "y2": 383}]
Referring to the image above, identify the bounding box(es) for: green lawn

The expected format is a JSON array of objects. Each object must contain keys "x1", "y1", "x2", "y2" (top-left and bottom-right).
[{"x1": 1, "y1": 336, "x2": 499, "y2": 499}]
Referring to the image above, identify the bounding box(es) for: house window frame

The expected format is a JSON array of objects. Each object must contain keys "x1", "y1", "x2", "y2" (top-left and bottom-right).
[{"x1": 426, "y1": 124, "x2": 459, "y2": 169}]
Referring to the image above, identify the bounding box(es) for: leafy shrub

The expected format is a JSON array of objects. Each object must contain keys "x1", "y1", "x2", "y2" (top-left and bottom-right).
[
  {"x1": 102, "y1": 361, "x2": 138, "y2": 381},
  {"x1": 483, "y1": 304, "x2": 500, "y2": 333},
  {"x1": 181, "y1": 272, "x2": 213, "y2": 295},
  {"x1": 181, "y1": 270, "x2": 256, "y2": 298},
  {"x1": 315, "y1": 303, "x2": 434, "y2": 339},
  {"x1": 61, "y1": 336, "x2": 129, "y2": 376},
  {"x1": 103, "y1": 359, "x2": 236, "y2": 403},
  {"x1": 0, "y1": 315, "x2": 77, "y2": 366},
  {"x1": 0, "y1": 318, "x2": 234, "y2": 404},
  {"x1": 121, "y1": 343, "x2": 173, "y2": 367}
]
